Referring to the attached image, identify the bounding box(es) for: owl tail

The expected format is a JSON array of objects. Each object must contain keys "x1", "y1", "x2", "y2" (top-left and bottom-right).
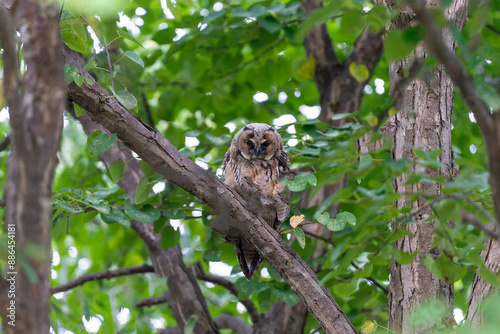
[{"x1": 235, "y1": 239, "x2": 263, "y2": 280}]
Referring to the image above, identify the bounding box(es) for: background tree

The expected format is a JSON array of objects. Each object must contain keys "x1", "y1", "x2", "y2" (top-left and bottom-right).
[{"x1": 1, "y1": 0, "x2": 500, "y2": 333}]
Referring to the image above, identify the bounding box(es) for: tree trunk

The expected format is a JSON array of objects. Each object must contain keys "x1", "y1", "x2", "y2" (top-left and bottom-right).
[
  {"x1": 0, "y1": 1, "x2": 65, "y2": 333},
  {"x1": 387, "y1": 1, "x2": 467, "y2": 333}
]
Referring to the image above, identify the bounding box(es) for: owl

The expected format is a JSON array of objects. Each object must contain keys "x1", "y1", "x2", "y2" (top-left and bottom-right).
[{"x1": 222, "y1": 123, "x2": 291, "y2": 280}]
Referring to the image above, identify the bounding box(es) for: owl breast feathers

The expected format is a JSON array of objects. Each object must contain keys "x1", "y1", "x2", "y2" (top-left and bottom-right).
[{"x1": 222, "y1": 123, "x2": 291, "y2": 280}]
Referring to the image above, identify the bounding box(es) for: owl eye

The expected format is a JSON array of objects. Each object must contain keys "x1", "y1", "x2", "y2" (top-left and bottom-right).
[
  {"x1": 246, "y1": 140, "x2": 254, "y2": 148},
  {"x1": 261, "y1": 141, "x2": 270, "y2": 148}
]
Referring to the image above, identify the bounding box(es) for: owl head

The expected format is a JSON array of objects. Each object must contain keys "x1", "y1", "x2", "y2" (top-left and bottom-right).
[{"x1": 233, "y1": 123, "x2": 283, "y2": 161}]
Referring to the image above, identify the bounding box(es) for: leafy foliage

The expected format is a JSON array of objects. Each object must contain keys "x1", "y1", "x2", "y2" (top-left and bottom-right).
[{"x1": 1, "y1": 0, "x2": 500, "y2": 333}]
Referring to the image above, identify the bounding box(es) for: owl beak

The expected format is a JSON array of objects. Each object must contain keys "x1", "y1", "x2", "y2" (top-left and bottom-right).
[{"x1": 255, "y1": 148, "x2": 261, "y2": 157}]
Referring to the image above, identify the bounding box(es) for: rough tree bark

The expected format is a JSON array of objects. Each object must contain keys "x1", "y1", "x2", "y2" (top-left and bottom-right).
[
  {"x1": 404, "y1": 0, "x2": 500, "y2": 327},
  {"x1": 386, "y1": 0, "x2": 468, "y2": 333},
  {"x1": 0, "y1": 1, "x2": 65, "y2": 333}
]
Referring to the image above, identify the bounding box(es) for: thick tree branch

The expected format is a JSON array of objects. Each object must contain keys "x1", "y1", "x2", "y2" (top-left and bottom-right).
[
  {"x1": 189, "y1": 263, "x2": 259, "y2": 323},
  {"x1": 51, "y1": 264, "x2": 154, "y2": 294},
  {"x1": 63, "y1": 47, "x2": 358, "y2": 334}
]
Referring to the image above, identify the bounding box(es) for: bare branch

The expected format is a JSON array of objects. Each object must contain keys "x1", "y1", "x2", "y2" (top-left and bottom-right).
[
  {"x1": 189, "y1": 263, "x2": 259, "y2": 323},
  {"x1": 51, "y1": 264, "x2": 154, "y2": 294},
  {"x1": 104, "y1": 38, "x2": 115, "y2": 90},
  {"x1": 136, "y1": 292, "x2": 168, "y2": 308},
  {"x1": 461, "y1": 212, "x2": 500, "y2": 241}
]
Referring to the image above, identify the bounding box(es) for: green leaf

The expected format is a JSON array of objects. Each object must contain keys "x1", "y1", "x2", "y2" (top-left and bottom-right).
[
  {"x1": 315, "y1": 212, "x2": 333, "y2": 225},
  {"x1": 332, "y1": 279, "x2": 357, "y2": 297},
  {"x1": 385, "y1": 27, "x2": 423, "y2": 61},
  {"x1": 326, "y1": 219, "x2": 346, "y2": 232},
  {"x1": 257, "y1": 16, "x2": 282, "y2": 33},
  {"x1": 303, "y1": 174, "x2": 318, "y2": 187},
  {"x1": 84, "y1": 60, "x2": 98, "y2": 71},
  {"x1": 124, "y1": 204, "x2": 161, "y2": 223},
  {"x1": 205, "y1": 133, "x2": 231, "y2": 146},
  {"x1": 135, "y1": 177, "x2": 151, "y2": 204},
  {"x1": 100, "y1": 208, "x2": 130, "y2": 227},
  {"x1": 235, "y1": 277, "x2": 268, "y2": 297},
  {"x1": 62, "y1": 31, "x2": 87, "y2": 52},
  {"x1": 54, "y1": 200, "x2": 83, "y2": 213},
  {"x1": 433, "y1": 199, "x2": 460, "y2": 223},
  {"x1": 393, "y1": 249, "x2": 418, "y2": 265},
  {"x1": 231, "y1": 7, "x2": 252, "y2": 17},
  {"x1": 73, "y1": 75, "x2": 84, "y2": 87},
  {"x1": 109, "y1": 159, "x2": 125, "y2": 183},
  {"x1": 161, "y1": 225, "x2": 180, "y2": 249},
  {"x1": 297, "y1": 56, "x2": 316, "y2": 79},
  {"x1": 478, "y1": 266, "x2": 500, "y2": 288},
  {"x1": 117, "y1": 29, "x2": 145, "y2": 49},
  {"x1": 202, "y1": 10, "x2": 226, "y2": 24},
  {"x1": 294, "y1": 227, "x2": 306, "y2": 248},
  {"x1": 249, "y1": 4, "x2": 267, "y2": 17},
  {"x1": 124, "y1": 51, "x2": 144, "y2": 68},
  {"x1": 354, "y1": 262, "x2": 373, "y2": 278},
  {"x1": 89, "y1": 133, "x2": 117, "y2": 157},
  {"x1": 271, "y1": 286, "x2": 299, "y2": 306},
  {"x1": 336, "y1": 211, "x2": 356, "y2": 226},
  {"x1": 110, "y1": 87, "x2": 138, "y2": 110},
  {"x1": 422, "y1": 254, "x2": 466, "y2": 283},
  {"x1": 183, "y1": 317, "x2": 197, "y2": 334},
  {"x1": 349, "y1": 62, "x2": 370, "y2": 82},
  {"x1": 87, "y1": 130, "x2": 102, "y2": 153},
  {"x1": 283, "y1": 174, "x2": 316, "y2": 192}
]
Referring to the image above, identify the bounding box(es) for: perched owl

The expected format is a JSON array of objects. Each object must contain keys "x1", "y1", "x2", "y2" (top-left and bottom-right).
[{"x1": 222, "y1": 123, "x2": 291, "y2": 280}]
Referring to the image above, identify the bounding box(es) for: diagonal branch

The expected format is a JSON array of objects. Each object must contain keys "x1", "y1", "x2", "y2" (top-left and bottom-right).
[
  {"x1": 63, "y1": 46, "x2": 358, "y2": 334},
  {"x1": 50, "y1": 264, "x2": 154, "y2": 294}
]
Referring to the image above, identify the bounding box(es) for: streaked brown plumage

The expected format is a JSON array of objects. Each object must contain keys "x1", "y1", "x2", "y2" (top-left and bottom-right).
[{"x1": 222, "y1": 123, "x2": 291, "y2": 280}]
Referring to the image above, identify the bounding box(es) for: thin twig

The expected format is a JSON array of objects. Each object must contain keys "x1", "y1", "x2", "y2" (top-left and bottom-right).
[
  {"x1": 50, "y1": 264, "x2": 154, "y2": 294},
  {"x1": 455, "y1": 193, "x2": 498, "y2": 227},
  {"x1": 141, "y1": 91, "x2": 155, "y2": 127},
  {"x1": 104, "y1": 38, "x2": 114, "y2": 90},
  {"x1": 218, "y1": 36, "x2": 285, "y2": 78},
  {"x1": 461, "y1": 212, "x2": 500, "y2": 240},
  {"x1": 486, "y1": 24, "x2": 500, "y2": 36},
  {"x1": 136, "y1": 292, "x2": 168, "y2": 308}
]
